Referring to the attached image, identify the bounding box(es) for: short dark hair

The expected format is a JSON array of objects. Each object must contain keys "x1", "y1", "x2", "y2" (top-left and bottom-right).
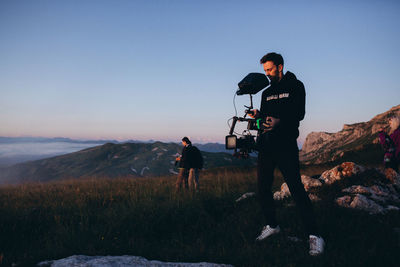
[
  {"x1": 182, "y1": 136, "x2": 191, "y2": 144},
  {"x1": 260, "y1": 52, "x2": 284, "y2": 67}
]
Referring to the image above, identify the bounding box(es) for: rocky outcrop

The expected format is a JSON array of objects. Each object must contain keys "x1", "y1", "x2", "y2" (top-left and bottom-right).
[
  {"x1": 336, "y1": 171, "x2": 400, "y2": 214},
  {"x1": 272, "y1": 162, "x2": 400, "y2": 215},
  {"x1": 300, "y1": 105, "x2": 400, "y2": 165},
  {"x1": 38, "y1": 255, "x2": 233, "y2": 267}
]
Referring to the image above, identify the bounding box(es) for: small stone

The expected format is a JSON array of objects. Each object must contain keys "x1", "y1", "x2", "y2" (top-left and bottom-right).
[{"x1": 235, "y1": 192, "x2": 256, "y2": 202}]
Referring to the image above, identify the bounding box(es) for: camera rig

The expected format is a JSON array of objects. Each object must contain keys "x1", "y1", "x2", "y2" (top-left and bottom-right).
[{"x1": 225, "y1": 73, "x2": 270, "y2": 158}]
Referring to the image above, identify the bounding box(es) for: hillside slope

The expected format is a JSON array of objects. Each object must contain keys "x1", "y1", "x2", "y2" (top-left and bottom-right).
[{"x1": 0, "y1": 142, "x2": 254, "y2": 184}]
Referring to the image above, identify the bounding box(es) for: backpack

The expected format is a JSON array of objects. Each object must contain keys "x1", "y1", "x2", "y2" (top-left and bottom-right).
[{"x1": 191, "y1": 146, "x2": 203, "y2": 169}]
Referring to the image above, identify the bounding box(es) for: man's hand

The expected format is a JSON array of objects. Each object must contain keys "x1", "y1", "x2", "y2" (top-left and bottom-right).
[
  {"x1": 263, "y1": 116, "x2": 280, "y2": 133},
  {"x1": 248, "y1": 109, "x2": 259, "y2": 118}
]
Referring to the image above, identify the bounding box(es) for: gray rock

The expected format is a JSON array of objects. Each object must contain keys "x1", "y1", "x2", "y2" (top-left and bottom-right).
[
  {"x1": 386, "y1": 205, "x2": 400, "y2": 211},
  {"x1": 37, "y1": 255, "x2": 234, "y2": 267},
  {"x1": 346, "y1": 184, "x2": 399, "y2": 202},
  {"x1": 301, "y1": 175, "x2": 323, "y2": 190},
  {"x1": 319, "y1": 162, "x2": 365, "y2": 185},
  {"x1": 336, "y1": 194, "x2": 385, "y2": 214},
  {"x1": 273, "y1": 175, "x2": 322, "y2": 201},
  {"x1": 338, "y1": 180, "x2": 400, "y2": 214},
  {"x1": 273, "y1": 183, "x2": 291, "y2": 200},
  {"x1": 235, "y1": 192, "x2": 256, "y2": 202},
  {"x1": 308, "y1": 194, "x2": 321, "y2": 202},
  {"x1": 351, "y1": 194, "x2": 385, "y2": 214}
]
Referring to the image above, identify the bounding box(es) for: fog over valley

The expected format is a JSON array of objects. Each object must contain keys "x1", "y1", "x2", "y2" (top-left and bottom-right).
[{"x1": 0, "y1": 141, "x2": 104, "y2": 167}]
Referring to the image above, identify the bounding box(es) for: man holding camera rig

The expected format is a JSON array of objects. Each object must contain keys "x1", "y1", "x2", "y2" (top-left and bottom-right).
[
  {"x1": 175, "y1": 137, "x2": 191, "y2": 191},
  {"x1": 249, "y1": 52, "x2": 325, "y2": 256}
]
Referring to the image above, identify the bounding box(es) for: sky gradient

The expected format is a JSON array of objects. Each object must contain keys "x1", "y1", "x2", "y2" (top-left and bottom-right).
[{"x1": 1, "y1": 0, "x2": 399, "y2": 144}]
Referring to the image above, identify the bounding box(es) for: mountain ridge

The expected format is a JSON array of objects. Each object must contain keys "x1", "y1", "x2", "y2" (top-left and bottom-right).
[
  {"x1": 0, "y1": 141, "x2": 253, "y2": 184},
  {"x1": 300, "y1": 104, "x2": 400, "y2": 165},
  {"x1": 0, "y1": 137, "x2": 227, "y2": 167}
]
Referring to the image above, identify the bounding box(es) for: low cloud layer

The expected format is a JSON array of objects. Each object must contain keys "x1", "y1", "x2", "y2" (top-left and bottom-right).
[{"x1": 0, "y1": 142, "x2": 102, "y2": 166}]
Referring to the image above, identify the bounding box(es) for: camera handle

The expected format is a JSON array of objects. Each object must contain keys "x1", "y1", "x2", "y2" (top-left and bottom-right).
[
  {"x1": 229, "y1": 116, "x2": 238, "y2": 135},
  {"x1": 244, "y1": 94, "x2": 254, "y2": 118},
  {"x1": 229, "y1": 116, "x2": 256, "y2": 135}
]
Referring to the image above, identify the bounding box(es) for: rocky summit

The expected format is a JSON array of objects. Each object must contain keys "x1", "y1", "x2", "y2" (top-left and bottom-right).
[{"x1": 300, "y1": 104, "x2": 400, "y2": 165}]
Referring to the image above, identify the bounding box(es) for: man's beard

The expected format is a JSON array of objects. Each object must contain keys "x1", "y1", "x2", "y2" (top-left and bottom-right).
[{"x1": 268, "y1": 75, "x2": 279, "y2": 84}]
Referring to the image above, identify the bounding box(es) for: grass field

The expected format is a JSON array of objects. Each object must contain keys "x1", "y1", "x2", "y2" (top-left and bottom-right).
[{"x1": 0, "y1": 166, "x2": 399, "y2": 266}]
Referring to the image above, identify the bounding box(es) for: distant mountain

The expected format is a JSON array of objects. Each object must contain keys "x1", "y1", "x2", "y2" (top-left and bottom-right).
[
  {"x1": 0, "y1": 137, "x2": 228, "y2": 167},
  {"x1": 300, "y1": 105, "x2": 400, "y2": 165},
  {"x1": 0, "y1": 141, "x2": 255, "y2": 184},
  {"x1": 196, "y1": 143, "x2": 227, "y2": 153}
]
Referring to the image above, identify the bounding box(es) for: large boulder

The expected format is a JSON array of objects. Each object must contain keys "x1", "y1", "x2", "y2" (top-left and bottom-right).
[{"x1": 319, "y1": 162, "x2": 365, "y2": 185}]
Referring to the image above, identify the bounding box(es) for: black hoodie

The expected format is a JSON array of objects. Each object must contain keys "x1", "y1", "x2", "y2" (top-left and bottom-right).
[{"x1": 259, "y1": 71, "x2": 305, "y2": 139}]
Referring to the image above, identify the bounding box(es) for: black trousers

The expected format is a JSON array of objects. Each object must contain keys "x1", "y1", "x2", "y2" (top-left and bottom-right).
[{"x1": 257, "y1": 134, "x2": 318, "y2": 236}]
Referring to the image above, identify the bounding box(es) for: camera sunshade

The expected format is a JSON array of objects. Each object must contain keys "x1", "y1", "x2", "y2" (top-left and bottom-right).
[{"x1": 237, "y1": 73, "x2": 270, "y2": 95}]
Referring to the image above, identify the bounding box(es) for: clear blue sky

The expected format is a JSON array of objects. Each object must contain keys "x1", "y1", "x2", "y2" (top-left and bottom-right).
[{"x1": 1, "y1": 0, "x2": 399, "y2": 144}]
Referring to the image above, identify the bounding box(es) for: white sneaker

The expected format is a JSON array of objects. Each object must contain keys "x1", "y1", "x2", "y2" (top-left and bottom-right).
[
  {"x1": 256, "y1": 225, "x2": 280, "y2": 241},
  {"x1": 309, "y1": 235, "x2": 325, "y2": 256}
]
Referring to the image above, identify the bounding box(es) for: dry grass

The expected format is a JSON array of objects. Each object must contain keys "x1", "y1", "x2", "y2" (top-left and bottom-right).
[{"x1": 0, "y1": 166, "x2": 398, "y2": 266}]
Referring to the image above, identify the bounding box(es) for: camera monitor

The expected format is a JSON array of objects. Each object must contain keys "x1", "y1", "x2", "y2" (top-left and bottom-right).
[
  {"x1": 225, "y1": 135, "x2": 237, "y2": 149},
  {"x1": 237, "y1": 73, "x2": 270, "y2": 95}
]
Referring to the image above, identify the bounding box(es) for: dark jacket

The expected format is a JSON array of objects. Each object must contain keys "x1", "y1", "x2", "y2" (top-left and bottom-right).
[
  {"x1": 379, "y1": 127, "x2": 400, "y2": 163},
  {"x1": 259, "y1": 71, "x2": 305, "y2": 139},
  {"x1": 178, "y1": 144, "x2": 191, "y2": 168}
]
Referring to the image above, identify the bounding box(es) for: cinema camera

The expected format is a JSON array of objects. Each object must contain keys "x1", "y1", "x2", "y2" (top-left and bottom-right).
[{"x1": 225, "y1": 73, "x2": 270, "y2": 158}]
